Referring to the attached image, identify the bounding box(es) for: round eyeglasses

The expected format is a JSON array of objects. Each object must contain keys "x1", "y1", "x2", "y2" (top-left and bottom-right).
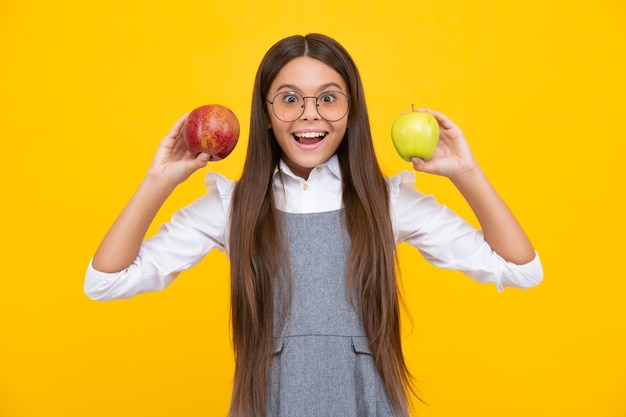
[{"x1": 266, "y1": 91, "x2": 350, "y2": 122}]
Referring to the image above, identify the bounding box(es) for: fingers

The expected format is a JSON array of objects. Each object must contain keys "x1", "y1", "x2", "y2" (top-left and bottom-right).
[
  {"x1": 189, "y1": 152, "x2": 211, "y2": 170},
  {"x1": 198, "y1": 152, "x2": 211, "y2": 162},
  {"x1": 160, "y1": 113, "x2": 191, "y2": 152},
  {"x1": 166, "y1": 112, "x2": 190, "y2": 139},
  {"x1": 410, "y1": 156, "x2": 439, "y2": 176},
  {"x1": 411, "y1": 156, "x2": 426, "y2": 172},
  {"x1": 414, "y1": 107, "x2": 457, "y2": 130}
]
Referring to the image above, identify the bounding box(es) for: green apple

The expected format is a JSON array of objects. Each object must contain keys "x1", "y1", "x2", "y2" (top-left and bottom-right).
[{"x1": 391, "y1": 106, "x2": 440, "y2": 161}]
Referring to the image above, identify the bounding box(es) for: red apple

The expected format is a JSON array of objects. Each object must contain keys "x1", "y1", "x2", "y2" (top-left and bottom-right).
[
  {"x1": 391, "y1": 105, "x2": 439, "y2": 161},
  {"x1": 182, "y1": 104, "x2": 240, "y2": 160}
]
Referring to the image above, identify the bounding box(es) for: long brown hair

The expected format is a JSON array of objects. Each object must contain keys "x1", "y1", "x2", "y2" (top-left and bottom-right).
[{"x1": 229, "y1": 33, "x2": 415, "y2": 416}]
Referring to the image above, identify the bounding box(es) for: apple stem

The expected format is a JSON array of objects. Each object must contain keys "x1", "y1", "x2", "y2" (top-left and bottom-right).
[{"x1": 411, "y1": 103, "x2": 415, "y2": 112}]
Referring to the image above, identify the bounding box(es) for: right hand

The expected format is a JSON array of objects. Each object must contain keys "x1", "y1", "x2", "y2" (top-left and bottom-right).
[{"x1": 147, "y1": 113, "x2": 212, "y2": 187}]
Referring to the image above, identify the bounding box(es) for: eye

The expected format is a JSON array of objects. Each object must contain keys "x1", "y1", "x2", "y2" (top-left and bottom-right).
[
  {"x1": 281, "y1": 92, "x2": 301, "y2": 104},
  {"x1": 319, "y1": 92, "x2": 337, "y2": 104}
]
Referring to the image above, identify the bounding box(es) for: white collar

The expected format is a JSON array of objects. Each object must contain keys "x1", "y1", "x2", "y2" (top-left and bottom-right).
[{"x1": 274, "y1": 154, "x2": 342, "y2": 181}]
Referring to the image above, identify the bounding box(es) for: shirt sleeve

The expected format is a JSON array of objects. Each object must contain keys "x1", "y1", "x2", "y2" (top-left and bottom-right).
[
  {"x1": 388, "y1": 172, "x2": 543, "y2": 291},
  {"x1": 84, "y1": 172, "x2": 235, "y2": 301}
]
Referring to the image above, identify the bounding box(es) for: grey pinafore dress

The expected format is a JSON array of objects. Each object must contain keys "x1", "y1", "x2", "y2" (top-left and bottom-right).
[{"x1": 267, "y1": 209, "x2": 403, "y2": 416}]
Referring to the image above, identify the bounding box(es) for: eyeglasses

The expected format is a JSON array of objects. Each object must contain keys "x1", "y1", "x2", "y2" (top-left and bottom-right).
[{"x1": 266, "y1": 91, "x2": 349, "y2": 122}]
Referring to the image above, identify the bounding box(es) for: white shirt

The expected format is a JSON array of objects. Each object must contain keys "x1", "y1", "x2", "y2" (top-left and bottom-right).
[{"x1": 84, "y1": 155, "x2": 543, "y2": 300}]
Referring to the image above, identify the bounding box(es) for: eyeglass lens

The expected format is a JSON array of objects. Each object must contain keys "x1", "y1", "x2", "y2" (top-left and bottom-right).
[{"x1": 270, "y1": 91, "x2": 348, "y2": 122}]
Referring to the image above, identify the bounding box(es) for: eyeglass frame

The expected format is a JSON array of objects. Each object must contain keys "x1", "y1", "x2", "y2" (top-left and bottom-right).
[{"x1": 265, "y1": 90, "x2": 350, "y2": 122}]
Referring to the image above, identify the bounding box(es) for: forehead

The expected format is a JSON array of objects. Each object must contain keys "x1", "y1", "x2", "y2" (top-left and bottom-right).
[{"x1": 270, "y1": 56, "x2": 347, "y2": 93}]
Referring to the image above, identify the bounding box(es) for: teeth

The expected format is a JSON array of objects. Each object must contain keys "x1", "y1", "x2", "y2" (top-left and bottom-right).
[{"x1": 294, "y1": 132, "x2": 326, "y2": 138}]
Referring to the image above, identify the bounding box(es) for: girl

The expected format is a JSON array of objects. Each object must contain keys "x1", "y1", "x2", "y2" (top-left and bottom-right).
[{"x1": 85, "y1": 33, "x2": 543, "y2": 417}]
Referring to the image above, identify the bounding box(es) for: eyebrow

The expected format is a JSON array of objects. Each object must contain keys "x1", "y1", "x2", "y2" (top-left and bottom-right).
[{"x1": 275, "y1": 82, "x2": 344, "y2": 93}]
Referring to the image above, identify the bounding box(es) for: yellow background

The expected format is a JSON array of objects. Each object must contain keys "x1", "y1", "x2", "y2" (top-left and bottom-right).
[{"x1": 1, "y1": 1, "x2": 625, "y2": 416}]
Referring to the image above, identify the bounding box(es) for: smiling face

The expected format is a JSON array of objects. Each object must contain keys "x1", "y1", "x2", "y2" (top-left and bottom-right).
[{"x1": 266, "y1": 56, "x2": 349, "y2": 179}]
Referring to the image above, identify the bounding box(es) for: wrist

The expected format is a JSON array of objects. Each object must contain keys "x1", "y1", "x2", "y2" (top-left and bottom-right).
[
  {"x1": 141, "y1": 173, "x2": 178, "y2": 199},
  {"x1": 449, "y1": 164, "x2": 484, "y2": 189}
]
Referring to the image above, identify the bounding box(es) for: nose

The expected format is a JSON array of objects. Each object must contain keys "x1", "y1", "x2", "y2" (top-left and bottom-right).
[{"x1": 300, "y1": 96, "x2": 319, "y2": 120}]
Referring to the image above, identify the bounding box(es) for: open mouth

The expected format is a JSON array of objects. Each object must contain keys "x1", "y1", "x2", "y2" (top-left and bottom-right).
[{"x1": 293, "y1": 131, "x2": 327, "y2": 145}]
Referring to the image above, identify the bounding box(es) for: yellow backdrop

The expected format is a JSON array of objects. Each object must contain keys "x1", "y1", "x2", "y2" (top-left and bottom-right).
[{"x1": 1, "y1": 1, "x2": 625, "y2": 416}]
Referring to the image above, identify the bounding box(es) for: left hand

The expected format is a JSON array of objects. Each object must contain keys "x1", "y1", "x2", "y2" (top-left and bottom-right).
[{"x1": 410, "y1": 108, "x2": 478, "y2": 181}]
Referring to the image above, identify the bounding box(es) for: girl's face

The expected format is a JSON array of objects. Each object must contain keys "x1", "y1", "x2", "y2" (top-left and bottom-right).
[{"x1": 266, "y1": 56, "x2": 349, "y2": 180}]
